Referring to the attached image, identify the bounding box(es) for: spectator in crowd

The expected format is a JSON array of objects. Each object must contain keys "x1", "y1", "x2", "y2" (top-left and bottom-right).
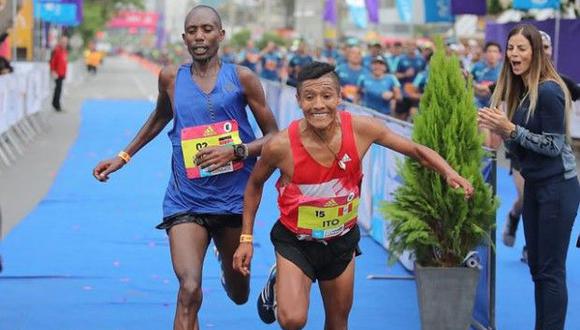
[
  {"x1": 239, "y1": 40, "x2": 260, "y2": 72},
  {"x1": 404, "y1": 51, "x2": 433, "y2": 120},
  {"x1": 472, "y1": 41, "x2": 503, "y2": 109},
  {"x1": 84, "y1": 42, "x2": 102, "y2": 75},
  {"x1": 357, "y1": 55, "x2": 401, "y2": 116},
  {"x1": 320, "y1": 39, "x2": 339, "y2": 65},
  {"x1": 335, "y1": 46, "x2": 365, "y2": 103},
  {"x1": 49, "y1": 36, "x2": 68, "y2": 112},
  {"x1": 463, "y1": 39, "x2": 482, "y2": 72},
  {"x1": 287, "y1": 41, "x2": 313, "y2": 87},
  {"x1": 386, "y1": 41, "x2": 403, "y2": 78},
  {"x1": 220, "y1": 44, "x2": 237, "y2": 64},
  {"x1": 362, "y1": 42, "x2": 383, "y2": 69},
  {"x1": 502, "y1": 30, "x2": 580, "y2": 263},
  {"x1": 260, "y1": 41, "x2": 282, "y2": 81},
  {"x1": 396, "y1": 40, "x2": 425, "y2": 86},
  {"x1": 0, "y1": 56, "x2": 13, "y2": 75},
  {"x1": 478, "y1": 24, "x2": 578, "y2": 330},
  {"x1": 395, "y1": 40, "x2": 426, "y2": 121}
]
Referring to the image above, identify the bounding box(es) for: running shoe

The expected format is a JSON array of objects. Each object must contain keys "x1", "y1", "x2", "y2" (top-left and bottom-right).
[
  {"x1": 257, "y1": 264, "x2": 277, "y2": 324},
  {"x1": 502, "y1": 212, "x2": 519, "y2": 247}
]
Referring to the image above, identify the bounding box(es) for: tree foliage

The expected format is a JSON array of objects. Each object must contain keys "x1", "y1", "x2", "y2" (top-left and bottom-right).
[
  {"x1": 229, "y1": 29, "x2": 251, "y2": 49},
  {"x1": 256, "y1": 32, "x2": 290, "y2": 50},
  {"x1": 77, "y1": 0, "x2": 144, "y2": 44},
  {"x1": 487, "y1": 0, "x2": 504, "y2": 16},
  {"x1": 383, "y1": 37, "x2": 498, "y2": 268}
]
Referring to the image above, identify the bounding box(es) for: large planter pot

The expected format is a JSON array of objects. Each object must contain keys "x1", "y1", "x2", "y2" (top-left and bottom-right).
[{"x1": 415, "y1": 265, "x2": 480, "y2": 330}]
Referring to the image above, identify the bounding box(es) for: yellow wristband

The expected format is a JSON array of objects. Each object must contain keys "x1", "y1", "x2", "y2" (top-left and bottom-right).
[
  {"x1": 117, "y1": 151, "x2": 131, "y2": 164},
  {"x1": 240, "y1": 234, "x2": 253, "y2": 243}
]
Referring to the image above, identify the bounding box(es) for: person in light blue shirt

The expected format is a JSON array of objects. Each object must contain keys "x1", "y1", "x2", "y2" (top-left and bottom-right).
[
  {"x1": 220, "y1": 44, "x2": 237, "y2": 64},
  {"x1": 287, "y1": 41, "x2": 313, "y2": 87},
  {"x1": 321, "y1": 39, "x2": 339, "y2": 65},
  {"x1": 471, "y1": 41, "x2": 502, "y2": 108},
  {"x1": 239, "y1": 40, "x2": 260, "y2": 72},
  {"x1": 357, "y1": 56, "x2": 401, "y2": 115},
  {"x1": 260, "y1": 42, "x2": 282, "y2": 81},
  {"x1": 362, "y1": 42, "x2": 383, "y2": 69},
  {"x1": 396, "y1": 40, "x2": 426, "y2": 86},
  {"x1": 386, "y1": 41, "x2": 403, "y2": 79},
  {"x1": 335, "y1": 46, "x2": 366, "y2": 103}
]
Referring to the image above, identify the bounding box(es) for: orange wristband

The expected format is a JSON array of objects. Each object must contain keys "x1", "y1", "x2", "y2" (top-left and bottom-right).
[
  {"x1": 239, "y1": 234, "x2": 253, "y2": 243},
  {"x1": 117, "y1": 151, "x2": 131, "y2": 163}
]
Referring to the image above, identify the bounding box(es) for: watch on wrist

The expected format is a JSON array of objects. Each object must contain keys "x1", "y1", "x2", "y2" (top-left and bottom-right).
[
  {"x1": 233, "y1": 143, "x2": 248, "y2": 160},
  {"x1": 509, "y1": 126, "x2": 518, "y2": 140}
]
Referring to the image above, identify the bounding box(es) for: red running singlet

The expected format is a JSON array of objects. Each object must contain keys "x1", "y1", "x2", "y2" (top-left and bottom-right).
[{"x1": 277, "y1": 111, "x2": 363, "y2": 240}]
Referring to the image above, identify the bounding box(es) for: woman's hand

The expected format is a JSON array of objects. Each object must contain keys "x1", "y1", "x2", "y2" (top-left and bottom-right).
[{"x1": 477, "y1": 107, "x2": 515, "y2": 138}]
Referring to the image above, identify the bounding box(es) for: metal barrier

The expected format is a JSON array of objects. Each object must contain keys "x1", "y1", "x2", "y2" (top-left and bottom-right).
[{"x1": 0, "y1": 62, "x2": 51, "y2": 172}]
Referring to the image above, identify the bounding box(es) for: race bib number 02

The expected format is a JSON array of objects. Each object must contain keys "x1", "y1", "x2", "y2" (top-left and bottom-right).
[
  {"x1": 297, "y1": 192, "x2": 359, "y2": 239},
  {"x1": 181, "y1": 120, "x2": 243, "y2": 179}
]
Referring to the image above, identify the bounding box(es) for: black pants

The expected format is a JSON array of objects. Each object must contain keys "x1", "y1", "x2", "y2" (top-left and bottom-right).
[
  {"x1": 523, "y1": 177, "x2": 579, "y2": 330},
  {"x1": 52, "y1": 77, "x2": 64, "y2": 111}
]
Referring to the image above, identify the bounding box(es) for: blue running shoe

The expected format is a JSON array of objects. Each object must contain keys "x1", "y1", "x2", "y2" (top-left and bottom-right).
[{"x1": 257, "y1": 264, "x2": 277, "y2": 324}]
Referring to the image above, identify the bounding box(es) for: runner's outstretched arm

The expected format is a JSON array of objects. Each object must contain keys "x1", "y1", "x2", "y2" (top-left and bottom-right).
[
  {"x1": 93, "y1": 66, "x2": 176, "y2": 182},
  {"x1": 354, "y1": 115, "x2": 474, "y2": 199}
]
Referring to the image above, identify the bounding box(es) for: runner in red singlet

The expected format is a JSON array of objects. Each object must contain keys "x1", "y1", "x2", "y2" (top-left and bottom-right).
[{"x1": 233, "y1": 62, "x2": 474, "y2": 330}]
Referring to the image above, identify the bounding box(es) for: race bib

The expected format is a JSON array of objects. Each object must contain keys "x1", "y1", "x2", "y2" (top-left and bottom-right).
[
  {"x1": 297, "y1": 192, "x2": 359, "y2": 239},
  {"x1": 181, "y1": 120, "x2": 243, "y2": 179}
]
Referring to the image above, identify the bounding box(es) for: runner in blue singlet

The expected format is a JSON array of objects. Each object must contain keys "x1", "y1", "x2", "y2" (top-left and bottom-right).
[{"x1": 92, "y1": 5, "x2": 278, "y2": 329}]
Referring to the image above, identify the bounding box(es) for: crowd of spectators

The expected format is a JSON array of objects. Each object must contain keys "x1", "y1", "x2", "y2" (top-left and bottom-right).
[{"x1": 139, "y1": 35, "x2": 511, "y2": 123}]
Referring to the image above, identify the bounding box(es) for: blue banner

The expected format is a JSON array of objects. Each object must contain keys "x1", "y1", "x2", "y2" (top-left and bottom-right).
[
  {"x1": 346, "y1": 0, "x2": 368, "y2": 29},
  {"x1": 424, "y1": 0, "x2": 453, "y2": 23},
  {"x1": 512, "y1": 0, "x2": 560, "y2": 10},
  {"x1": 396, "y1": 0, "x2": 413, "y2": 23},
  {"x1": 34, "y1": 0, "x2": 83, "y2": 26}
]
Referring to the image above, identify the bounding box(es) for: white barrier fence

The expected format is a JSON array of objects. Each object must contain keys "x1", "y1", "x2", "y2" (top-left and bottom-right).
[{"x1": 0, "y1": 62, "x2": 51, "y2": 170}]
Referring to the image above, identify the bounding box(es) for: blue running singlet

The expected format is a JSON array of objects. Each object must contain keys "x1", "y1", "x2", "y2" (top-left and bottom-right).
[{"x1": 163, "y1": 63, "x2": 257, "y2": 218}]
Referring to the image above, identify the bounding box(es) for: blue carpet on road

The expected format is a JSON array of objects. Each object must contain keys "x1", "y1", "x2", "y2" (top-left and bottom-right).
[{"x1": 0, "y1": 100, "x2": 579, "y2": 329}]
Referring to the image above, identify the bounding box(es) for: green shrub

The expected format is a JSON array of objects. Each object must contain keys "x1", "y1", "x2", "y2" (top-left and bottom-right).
[{"x1": 383, "y1": 37, "x2": 498, "y2": 267}]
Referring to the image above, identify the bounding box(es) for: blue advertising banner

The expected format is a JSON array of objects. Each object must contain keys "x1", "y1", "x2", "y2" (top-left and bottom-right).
[
  {"x1": 34, "y1": 0, "x2": 83, "y2": 26},
  {"x1": 424, "y1": 0, "x2": 453, "y2": 23},
  {"x1": 513, "y1": 0, "x2": 560, "y2": 10},
  {"x1": 396, "y1": 0, "x2": 413, "y2": 23}
]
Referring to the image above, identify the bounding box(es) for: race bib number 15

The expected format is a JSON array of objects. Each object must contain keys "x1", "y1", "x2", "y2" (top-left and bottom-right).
[
  {"x1": 297, "y1": 193, "x2": 359, "y2": 239},
  {"x1": 181, "y1": 120, "x2": 243, "y2": 179}
]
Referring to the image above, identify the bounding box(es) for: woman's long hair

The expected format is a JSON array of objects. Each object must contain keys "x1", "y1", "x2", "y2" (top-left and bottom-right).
[{"x1": 490, "y1": 24, "x2": 571, "y2": 130}]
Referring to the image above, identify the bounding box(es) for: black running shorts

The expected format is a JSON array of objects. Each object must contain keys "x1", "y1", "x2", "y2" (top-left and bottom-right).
[
  {"x1": 156, "y1": 213, "x2": 242, "y2": 237},
  {"x1": 270, "y1": 221, "x2": 361, "y2": 282}
]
